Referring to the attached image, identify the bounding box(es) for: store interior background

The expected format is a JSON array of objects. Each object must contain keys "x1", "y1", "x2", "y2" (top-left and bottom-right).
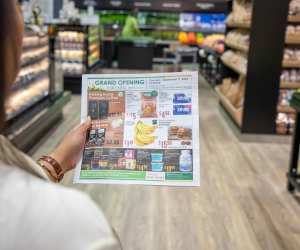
[{"x1": 10, "y1": 0, "x2": 300, "y2": 249}]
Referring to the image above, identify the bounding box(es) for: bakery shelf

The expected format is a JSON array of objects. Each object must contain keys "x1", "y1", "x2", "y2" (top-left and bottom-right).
[
  {"x1": 282, "y1": 60, "x2": 300, "y2": 68},
  {"x1": 225, "y1": 39, "x2": 249, "y2": 53},
  {"x1": 288, "y1": 15, "x2": 300, "y2": 23},
  {"x1": 221, "y1": 57, "x2": 247, "y2": 76},
  {"x1": 215, "y1": 86, "x2": 243, "y2": 127},
  {"x1": 226, "y1": 20, "x2": 251, "y2": 29},
  {"x1": 280, "y1": 81, "x2": 300, "y2": 89},
  {"x1": 278, "y1": 106, "x2": 296, "y2": 114},
  {"x1": 286, "y1": 35, "x2": 300, "y2": 44}
]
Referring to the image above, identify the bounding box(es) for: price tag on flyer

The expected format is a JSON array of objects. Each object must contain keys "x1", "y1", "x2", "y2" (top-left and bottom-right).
[{"x1": 74, "y1": 72, "x2": 200, "y2": 186}]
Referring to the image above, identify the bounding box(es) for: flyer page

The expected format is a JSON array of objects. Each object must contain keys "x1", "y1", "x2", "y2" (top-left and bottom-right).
[{"x1": 74, "y1": 72, "x2": 200, "y2": 186}]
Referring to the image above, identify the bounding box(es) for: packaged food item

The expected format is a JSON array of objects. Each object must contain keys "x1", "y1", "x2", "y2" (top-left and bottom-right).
[
  {"x1": 151, "y1": 162, "x2": 164, "y2": 172},
  {"x1": 164, "y1": 150, "x2": 180, "y2": 172},
  {"x1": 141, "y1": 91, "x2": 158, "y2": 118},
  {"x1": 151, "y1": 153, "x2": 163, "y2": 162},
  {"x1": 125, "y1": 149, "x2": 136, "y2": 170},
  {"x1": 136, "y1": 150, "x2": 151, "y2": 171},
  {"x1": 173, "y1": 104, "x2": 192, "y2": 115},
  {"x1": 173, "y1": 93, "x2": 192, "y2": 104},
  {"x1": 179, "y1": 150, "x2": 192, "y2": 172}
]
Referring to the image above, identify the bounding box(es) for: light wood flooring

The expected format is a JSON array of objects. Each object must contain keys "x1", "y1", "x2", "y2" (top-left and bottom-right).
[{"x1": 31, "y1": 75, "x2": 300, "y2": 250}]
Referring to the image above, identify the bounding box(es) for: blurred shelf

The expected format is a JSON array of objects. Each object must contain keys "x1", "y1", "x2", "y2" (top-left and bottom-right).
[
  {"x1": 200, "y1": 45, "x2": 222, "y2": 57},
  {"x1": 278, "y1": 106, "x2": 296, "y2": 114},
  {"x1": 221, "y1": 57, "x2": 247, "y2": 76},
  {"x1": 288, "y1": 15, "x2": 300, "y2": 23},
  {"x1": 225, "y1": 39, "x2": 249, "y2": 53},
  {"x1": 215, "y1": 86, "x2": 243, "y2": 127},
  {"x1": 286, "y1": 35, "x2": 300, "y2": 44},
  {"x1": 282, "y1": 60, "x2": 300, "y2": 68},
  {"x1": 280, "y1": 81, "x2": 300, "y2": 89},
  {"x1": 155, "y1": 40, "x2": 180, "y2": 45},
  {"x1": 226, "y1": 20, "x2": 251, "y2": 29}
]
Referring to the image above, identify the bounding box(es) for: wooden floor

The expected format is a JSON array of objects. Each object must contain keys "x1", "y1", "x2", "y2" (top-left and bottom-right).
[{"x1": 32, "y1": 75, "x2": 300, "y2": 250}]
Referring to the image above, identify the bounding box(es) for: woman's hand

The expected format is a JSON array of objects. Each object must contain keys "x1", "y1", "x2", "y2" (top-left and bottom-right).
[{"x1": 50, "y1": 117, "x2": 92, "y2": 174}]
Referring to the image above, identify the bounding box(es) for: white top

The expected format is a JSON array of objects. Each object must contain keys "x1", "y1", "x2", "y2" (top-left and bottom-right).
[{"x1": 0, "y1": 165, "x2": 120, "y2": 250}]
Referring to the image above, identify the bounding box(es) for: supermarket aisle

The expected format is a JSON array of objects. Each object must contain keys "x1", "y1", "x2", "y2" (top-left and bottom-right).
[{"x1": 32, "y1": 76, "x2": 300, "y2": 250}]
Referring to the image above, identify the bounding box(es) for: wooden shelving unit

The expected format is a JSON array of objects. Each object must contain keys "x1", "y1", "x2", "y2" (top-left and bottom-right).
[
  {"x1": 215, "y1": 87, "x2": 243, "y2": 126},
  {"x1": 219, "y1": 0, "x2": 290, "y2": 135},
  {"x1": 288, "y1": 15, "x2": 300, "y2": 23},
  {"x1": 278, "y1": 106, "x2": 296, "y2": 114},
  {"x1": 280, "y1": 81, "x2": 300, "y2": 89},
  {"x1": 286, "y1": 35, "x2": 300, "y2": 44},
  {"x1": 225, "y1": 39, "x2": 249, "y2": 53},
  {"x1": 226, "y1": 20, "x2": 251, "y2": 29},
  {"x1": 220, "y1": 57, "x2": 247, "y2": 76},
  {"x1": 282, "y1": 60, "x2": 300, "y2": 68}
]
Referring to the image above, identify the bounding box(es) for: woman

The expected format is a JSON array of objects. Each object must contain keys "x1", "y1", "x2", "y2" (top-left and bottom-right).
[{"x1": 0, "y1": 1, "x2": 121, "y2": 250}]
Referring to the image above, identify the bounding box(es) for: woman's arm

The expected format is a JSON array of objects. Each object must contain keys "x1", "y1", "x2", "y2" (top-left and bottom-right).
[{"x1": 38, "y1": 117, "x2": 91, "y2": 182}]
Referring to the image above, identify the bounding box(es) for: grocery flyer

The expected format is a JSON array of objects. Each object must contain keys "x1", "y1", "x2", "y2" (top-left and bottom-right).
[{"x1": 74, "y1": 72, "x2": 200, "y2": 186}]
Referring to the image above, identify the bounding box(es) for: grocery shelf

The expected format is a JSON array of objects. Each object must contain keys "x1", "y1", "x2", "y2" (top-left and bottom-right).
[
  {"x1": 278, "y1": 106, "x2": 296, "y2": 114},
  {"x1": 5, "y1": 92, "x2": 71, "y2": 152},
  {"x1": 225, "y1": 39, "x2": 249, "y2": 53},
  {"x1": 6, "y1": 91, "x2": 49, "y2": 121},
  {"x1": 221, "y1": 57, "x2": 247, "y2": 76},
  {"x1": 215, "y1": 86, "x2": 243, "y2": 127},
  {"x1": 285, "y1": 35, "x2": 300, "y2": 44},
  {"x1": 288, "y1": 15, "x2": 300, "y2": 23},
  {"x1": 12, "y1": 71, "x2": 48, "y2": 92},
  {"x1": 282, "y1": 60, "x2": 300, "y2": 68},
  {"x1": 280, "y1": 81, "x2": 300, "y2": 89},
  {"x1": 226, "y1": 20, "x2": 251, "y2": 29},
  {"x1": 155, "y1": 40, "x2": 180, "y2": 45}
]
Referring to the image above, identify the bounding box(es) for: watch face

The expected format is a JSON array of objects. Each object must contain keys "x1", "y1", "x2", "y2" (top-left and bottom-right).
[
  {"x1": 99, "y1": 100, "x2": 109, "y2": 119},
  {"x1": 88, "y1": 100, "x2": 99, "y2": 120}
]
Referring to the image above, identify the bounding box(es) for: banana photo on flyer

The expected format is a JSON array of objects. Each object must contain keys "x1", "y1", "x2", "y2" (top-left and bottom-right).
[{"x1": 74, "y1": 72, "x2": 200, "y2": 186}]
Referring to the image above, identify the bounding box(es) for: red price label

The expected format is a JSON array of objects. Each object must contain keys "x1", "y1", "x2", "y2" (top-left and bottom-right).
[
  {"x1": 124, "y1": 140, "x2": 134, "y2": 147},
  {"x1": 159, "y1": 111, "x2": 171, "y2": 118},
  {"x1": 126, "y1": 112, "x2": 137, "y2": 120},
  {"x1": 159, "y1": 140, "x2": 168, "y2": 149}
]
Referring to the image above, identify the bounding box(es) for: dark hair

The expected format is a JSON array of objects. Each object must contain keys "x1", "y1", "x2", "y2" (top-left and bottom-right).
[
  {"x1": 0, "y1": 1, "x2": 17, "y2": 132},
  {"x1": 0, "y1": 2, "x2": 7, "y2": 132}
]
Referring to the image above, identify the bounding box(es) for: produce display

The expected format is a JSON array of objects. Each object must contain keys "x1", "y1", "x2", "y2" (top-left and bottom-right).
[
  {"x1": 139, "y1": 12, "x2": 179, "y2": 27},
  {"x1": 226, "y1": 0, "x2": 252, "y2": 25},
  {"x1": 221, "y1": 50, "x2": 248, "y2": 74},
  {"x1": 201, "y1": 34, "x2": 225, "y2": 53},
  {"x1": 6, "y1": 27, "x2": 50, "y2": 120}
]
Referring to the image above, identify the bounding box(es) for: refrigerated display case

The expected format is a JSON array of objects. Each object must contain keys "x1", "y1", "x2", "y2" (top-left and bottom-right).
[
  {"x1": 54, "y1": 24, "x2": 101, "y2": 93},
  {"x1": 4, "y1": 26, "x2": 70, "y2": 152}
]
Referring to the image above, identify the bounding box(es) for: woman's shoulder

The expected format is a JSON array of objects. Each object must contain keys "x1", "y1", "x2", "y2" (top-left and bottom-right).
[{"x1": 0, "y1": 165, "x2": 120, "y2": 250}]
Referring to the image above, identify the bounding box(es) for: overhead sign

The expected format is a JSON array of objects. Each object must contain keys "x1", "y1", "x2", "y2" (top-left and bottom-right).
[{"x1": 74, "y1": 0, "x2": 229, "y2": 13}]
